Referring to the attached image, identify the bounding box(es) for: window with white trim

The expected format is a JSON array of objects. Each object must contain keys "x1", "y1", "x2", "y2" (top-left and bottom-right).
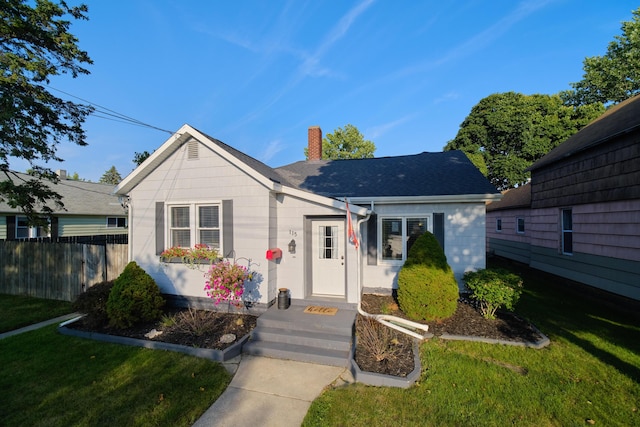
[
  {"x1": 381, "y1": 217, "x2": 428, "y2": 261},
  {"x1": 16, "y1": 216, "x2": 48, "y2": 239},
  {"x1": 168, "y1": 203, "x2": 221, "y2": 250},
  {"x1": 516, "y1": 217, "x2": 525, "y2": 234},
  {"x1": 107, "y1": 217, "x2": 126, "y2": 228},
  {"x1": 561, "y1": 208, "x2": 573, "y2": 255}
]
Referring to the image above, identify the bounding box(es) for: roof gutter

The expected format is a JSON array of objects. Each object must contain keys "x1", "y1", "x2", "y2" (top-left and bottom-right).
[{"x1": 347, "y1": 193, "x2": 502, "y2": 205}]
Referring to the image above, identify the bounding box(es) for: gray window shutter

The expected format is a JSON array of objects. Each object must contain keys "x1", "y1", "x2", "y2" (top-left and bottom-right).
[
  {"x1": 7, "y1": 216, "x2": 16, "y2": 240},
  {"x1": 222, "y1": 200, "x2": 234, "y2": 257},
  {"x1": 367, "y1": 214, "x2": 377, "y2": 265},
  {"x1": 155, "y1": 202, "x2": 164, "y2": 255},
  {"x1": 434, "y1": 212, "x2": 445, "y2": 251}
]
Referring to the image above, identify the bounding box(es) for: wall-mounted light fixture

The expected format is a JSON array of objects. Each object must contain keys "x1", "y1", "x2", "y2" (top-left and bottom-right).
[{"x1": 288, "y1": 239, "x2": 296, "y2": 254}]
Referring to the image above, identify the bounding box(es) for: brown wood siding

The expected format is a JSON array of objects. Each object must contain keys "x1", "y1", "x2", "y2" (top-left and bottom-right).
[{"x1": 531, "y1": 133, "x2": 640, "y2": 209}]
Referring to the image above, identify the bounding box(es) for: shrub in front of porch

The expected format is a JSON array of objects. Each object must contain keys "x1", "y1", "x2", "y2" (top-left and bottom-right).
[{"x1": 397, "y1": 232, "x2": 458, "y2": 322}]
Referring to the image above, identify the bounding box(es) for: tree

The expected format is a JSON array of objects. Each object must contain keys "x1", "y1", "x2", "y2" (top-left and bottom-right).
[
  {"x1": 562, "y1": 7, "x2": 640, "y2": 106},
  {"x1": 0, "y1": 0, "x2": 93, "y2": 226},
  {"x1": 444, "y1": 92, "x2": 603, "y2": 190},
  {"x1": 133, "y1": 150, "x2": 151, "y2": 166},
  {"x1": 304, "y1": 124, "x2": 375, "y2": 160},
  {"x1": 99, "y1": 166, "x2": 122, "y2": 185}
]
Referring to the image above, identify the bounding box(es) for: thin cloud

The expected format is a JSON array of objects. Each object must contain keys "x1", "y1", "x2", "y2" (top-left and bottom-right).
[
  {"x1": 367, "y1": 113, "x2": 418, "y2": 140},
  {"x1": 259, "y1": 139, "x2": 285, "y2": 163}
]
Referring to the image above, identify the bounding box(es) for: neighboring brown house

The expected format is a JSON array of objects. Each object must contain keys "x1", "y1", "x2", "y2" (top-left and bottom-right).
[{"x1": 487, "y1": 94, "x2": 640, "y2": 300}]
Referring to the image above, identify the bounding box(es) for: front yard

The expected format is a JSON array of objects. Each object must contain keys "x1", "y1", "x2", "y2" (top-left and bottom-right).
[
  {"x1": 303, "y1": 258, "x2": 640, "y2": 426},
  {"x1": 0, "y1": 295, "x2": 230, "y2": 427}
]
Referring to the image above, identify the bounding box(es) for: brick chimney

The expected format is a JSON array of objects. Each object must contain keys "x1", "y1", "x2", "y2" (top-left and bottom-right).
[{"x1": 308, "y1": 126, "x2": 322, "y2": 161}]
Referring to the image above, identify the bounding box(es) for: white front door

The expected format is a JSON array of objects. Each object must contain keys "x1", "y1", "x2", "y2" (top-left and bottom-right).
[{"x1": 311, "y1": 220, "x2": 345, "y2": 297}]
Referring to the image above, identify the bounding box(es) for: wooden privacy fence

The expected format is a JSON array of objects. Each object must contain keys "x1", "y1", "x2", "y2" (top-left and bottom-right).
[{"x1": 0, "y1": 241, "x2": 128, "y2": 301}]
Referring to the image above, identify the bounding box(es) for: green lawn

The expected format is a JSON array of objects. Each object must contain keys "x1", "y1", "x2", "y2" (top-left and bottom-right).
[
  {"x1": 304, "y1": 259, "x2": 640, "y2": 427},
  {"x1": 0, "y1": 293, "x2": 73, "y2": 333},
  {"x1": 0, "y1": 295, "x2": 231, "y2": 427}
]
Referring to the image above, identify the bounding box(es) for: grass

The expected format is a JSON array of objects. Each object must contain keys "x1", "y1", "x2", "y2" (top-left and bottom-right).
[
  {"x1": 0, "y1": 293, "x2": 73, "y2": 333},
  {"x1": 0, "y1": 294, "x2": 231, "y2": 427},
  {"x1": 303, "y1": 258, "x2": 640, "y2": 427},
  {"x1": 0, "y1": 325, "x2": 230, "y2": 426}
]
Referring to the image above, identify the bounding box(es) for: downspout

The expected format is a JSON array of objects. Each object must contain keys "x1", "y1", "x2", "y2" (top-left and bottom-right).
[{"x1": 355, "y1": 214, "x2": 429, "y2": 340}]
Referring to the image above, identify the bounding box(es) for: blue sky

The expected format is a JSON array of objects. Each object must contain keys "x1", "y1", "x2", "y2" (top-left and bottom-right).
[{"x1": 16, "y1": 0, "x2": 639, "y2": 182}]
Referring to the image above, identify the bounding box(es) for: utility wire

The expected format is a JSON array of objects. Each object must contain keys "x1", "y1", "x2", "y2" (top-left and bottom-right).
[{"x1": 44, "y1": 84, "x2": 174, "y2": 135}]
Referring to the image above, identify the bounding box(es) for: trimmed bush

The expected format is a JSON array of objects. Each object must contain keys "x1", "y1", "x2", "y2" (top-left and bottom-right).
[
  {"x1": 463, "y1": 268, "x2": 523, "y2": 319},
  {"x1": 397, "y1": 232, "x2": 458, "y2": 322},
  {"x1": 72, "y1": 281, "x2": 114, "y2": 329},
  {"x1": 106, "y1": 262, "x2": 165, "y2": 329}
]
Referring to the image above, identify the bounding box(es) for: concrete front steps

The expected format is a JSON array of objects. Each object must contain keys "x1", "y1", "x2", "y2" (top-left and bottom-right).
[{"x1": 243, "y1": 300, "x2": 357, "y2": 367}]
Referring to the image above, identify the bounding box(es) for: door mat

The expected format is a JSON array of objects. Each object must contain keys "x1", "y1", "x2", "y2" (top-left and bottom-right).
[{"x1": 303, "y1": 305, "x2": 338, "y2": 316}]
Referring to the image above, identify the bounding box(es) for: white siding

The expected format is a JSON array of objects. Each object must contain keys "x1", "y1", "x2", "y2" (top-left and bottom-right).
[
  {"x1": 129, "y1": 141, "x2": 273, "y2": 303},
  {"x1": 363, "y1": 202, "x2": 487, "y2": 291}
]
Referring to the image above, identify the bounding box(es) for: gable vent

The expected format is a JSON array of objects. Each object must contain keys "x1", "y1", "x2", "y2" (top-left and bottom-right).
[{"x1": 187, "y1": 139, "x2": 199, "y2": 160}]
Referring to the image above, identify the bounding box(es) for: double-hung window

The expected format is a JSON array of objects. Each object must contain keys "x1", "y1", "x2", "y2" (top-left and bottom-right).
[
  {"x1": 16, "y1": 216, "x2": 48, "y2": 239},
  {"x1": 561, "y1": 208, "x2": 573, "y2": 255},
  {"x1": 168, "y1": 203, "x2": 221, "y2": 250},
  {"x1": 107, "y1": 217, "x2": 126, "y2": 228},
  {"x1": 516, "y1": 217, "x2": 525, "y2": 234},
  {"x1": 381, "y1": 217, "x2": 428, "y2": 261}
]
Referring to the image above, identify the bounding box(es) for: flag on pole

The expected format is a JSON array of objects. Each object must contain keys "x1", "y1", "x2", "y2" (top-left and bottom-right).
[{"x1": 346, "y1": 200, "x2": 359, "y2": 250}]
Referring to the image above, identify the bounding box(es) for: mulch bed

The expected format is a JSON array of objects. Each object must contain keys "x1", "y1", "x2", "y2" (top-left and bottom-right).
[
  {"x1": 356, "y1": 293, "x2": 544, "y2": 377},
  {"x1": 66, "y1": 307, "x2": 257, "y2": 350},
  {"x1": 67, "y1": 294, "x2": 542, "y2": 379}
]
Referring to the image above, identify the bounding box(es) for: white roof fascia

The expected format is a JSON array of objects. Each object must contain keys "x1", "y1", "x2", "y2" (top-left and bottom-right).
[
  {"x1": 347, "y1": 193, "x2": 502, "y2": 205},
  {"x1": 115, "y1": 124, "x2": 279, "y2": 195},
  {"x1": 278, "y1": 186, "x2": 370, "y2": 216},
  {"x1": 186, "y1": 126, "x2": 278, "y2": 191},
  {"x1": 114, "y1": 125, "x2": 192, "y2": 195}
]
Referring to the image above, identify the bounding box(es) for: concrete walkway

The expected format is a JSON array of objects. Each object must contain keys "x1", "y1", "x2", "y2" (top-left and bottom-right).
[
  {"x1": 0, "y1": 313, "x2": 79, "y2": 340},
  {"x1": 194, "y1": 355, "x2": 355, "y2": 427}
]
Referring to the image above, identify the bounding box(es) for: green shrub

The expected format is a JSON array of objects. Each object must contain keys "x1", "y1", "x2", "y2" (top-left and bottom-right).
[
  {"x1": 72, "y1": 281, "x2": 114, "y2": 329},
  {"x1": 463, "y1": 268, "x2": 523, "y2": 319},
  {"x1": 397, "y1": 232, "x2": 458, "y2": 322},
  {"x1": 106, "y1": 262, "x2": 165, "y2": 329}
]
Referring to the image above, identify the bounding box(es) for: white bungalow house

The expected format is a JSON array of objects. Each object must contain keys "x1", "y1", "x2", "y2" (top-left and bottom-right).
[{"x1": 114, "y1": 125, "x2": 500, "y2": 310}]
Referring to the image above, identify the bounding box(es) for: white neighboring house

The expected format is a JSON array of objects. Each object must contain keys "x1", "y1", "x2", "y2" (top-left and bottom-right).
[{"x1": 114, "y1": 125, "x2": 500, "y2": 309}]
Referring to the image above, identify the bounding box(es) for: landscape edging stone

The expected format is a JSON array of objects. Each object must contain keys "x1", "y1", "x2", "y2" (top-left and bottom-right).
[{"x1": 57, "y1": 316, "x2": 248, "y2": 361}]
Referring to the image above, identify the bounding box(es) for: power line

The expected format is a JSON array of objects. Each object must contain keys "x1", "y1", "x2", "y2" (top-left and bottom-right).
[{"x1": 44, "y1": 84, "x2": 174, "y2": 134}]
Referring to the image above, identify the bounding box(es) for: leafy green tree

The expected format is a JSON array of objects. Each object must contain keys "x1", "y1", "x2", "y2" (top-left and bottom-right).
[
  {"x1": 304, "y1": 124, "x2": 375, "y2": 160},
  {"x1": 133, "y1": 150, "x2": 151, "y2": 166},
  {"x1": 99, "y1": 166, "x2": 122, "y2": 185},
  {"x1": 562, "y1": 7, "x2": 640, "y2": 106},
  {"x1": 0, "y1": 0, "x2": 93, "y2": 226},
  {"x1": 444, "y1": 92, "x2": 603, "y2": 190}
]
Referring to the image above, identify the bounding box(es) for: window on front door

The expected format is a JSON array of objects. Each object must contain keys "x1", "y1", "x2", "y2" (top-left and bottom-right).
[
  {"x1": 381, "y1": 217, "x2": 428, "y2": 261},
  {"x1": 318, "y1": 225, "x2": 338, "y2": 259}
]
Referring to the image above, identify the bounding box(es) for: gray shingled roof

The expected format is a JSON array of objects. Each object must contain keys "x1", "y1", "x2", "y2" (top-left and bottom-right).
[
  {"x1": 486, "y1": 183, "x2": 531, "y2": 212},
  {"x1": 275, "y1": 150, "x2": 498, "y2": 198},
  {"x1": 529, "y1": 93, "x2": 640, "y2": 171},
  {"x1": 0, "y1": 172, "x2": 126, "y2": 216}
]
